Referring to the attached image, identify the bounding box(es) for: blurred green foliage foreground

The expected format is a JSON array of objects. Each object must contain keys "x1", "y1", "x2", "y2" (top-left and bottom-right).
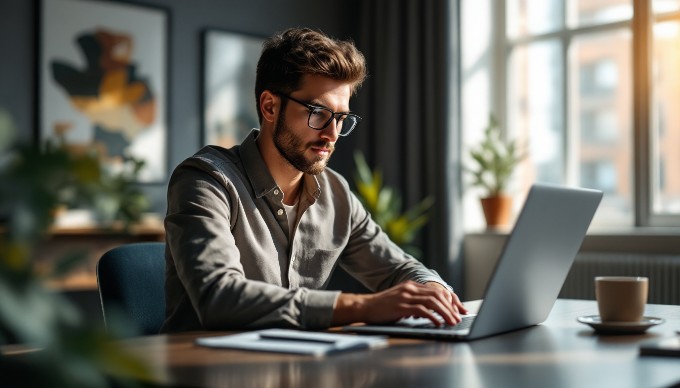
[{"x1": 0, "y1": 110, "x2": 154, "y2": 387}]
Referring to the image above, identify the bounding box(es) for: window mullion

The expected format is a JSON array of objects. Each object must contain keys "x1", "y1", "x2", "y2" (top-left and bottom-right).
[
  {"x1": 563, "y1": 31, "x2": 575, "y2": 186},
  {"x1": 494, "y1": 0, "x2": 507, "y2": 133},
  {"x1": 633, "y1": 0, "x2": 653, "y2": 226},
  {"x1": 655, "y1": 10, "x2": 680, "y2": 22},
  {"x1": 560, "y1": 0, "x2": 568, "y2": 185}
]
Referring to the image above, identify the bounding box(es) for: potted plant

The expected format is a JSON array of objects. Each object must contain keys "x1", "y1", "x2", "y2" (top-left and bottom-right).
[{"x1": 467, "y1": 115, "x2": 525, "y2": 228}]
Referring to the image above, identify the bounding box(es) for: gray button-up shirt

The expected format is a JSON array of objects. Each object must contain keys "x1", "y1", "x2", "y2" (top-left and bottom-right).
[{"x1": 161, "y1": 130, "x2": 450, "y2": 332}]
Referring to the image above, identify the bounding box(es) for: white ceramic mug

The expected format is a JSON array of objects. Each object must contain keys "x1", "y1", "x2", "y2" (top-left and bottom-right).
[{"x1": 595, "y1": 276, "x2": 648, "y2": 322}]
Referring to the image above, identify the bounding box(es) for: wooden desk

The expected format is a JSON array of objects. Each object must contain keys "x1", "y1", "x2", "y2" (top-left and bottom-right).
[{"x1": 121, "y1": 299, "x2": 680, "y2": 388}]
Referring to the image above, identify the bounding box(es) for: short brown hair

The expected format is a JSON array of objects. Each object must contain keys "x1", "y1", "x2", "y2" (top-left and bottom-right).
[{"x1": 255, "y1": 28, "x2": 367, "y2": 123}]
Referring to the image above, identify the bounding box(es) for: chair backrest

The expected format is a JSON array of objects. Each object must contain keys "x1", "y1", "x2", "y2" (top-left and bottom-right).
[{"x1": 96, "y1": 242, "x2": 166, "y2": 335}]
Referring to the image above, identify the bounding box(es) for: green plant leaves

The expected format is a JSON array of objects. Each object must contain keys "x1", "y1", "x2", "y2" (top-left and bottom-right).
[
  {"x1": 0, "y1": 119, "x2": 153, "y2": 387},
  {"x1": 467, "y1": 114, "x2": 525, "y2": 197},
  {"x1": 353, "y1": 151, "x2": 433, "y2": 257}
]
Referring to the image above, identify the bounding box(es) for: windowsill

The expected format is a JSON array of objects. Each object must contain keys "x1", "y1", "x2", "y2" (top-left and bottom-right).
[
  {"x1": 466, "y1": 226, "x2": 680, "y2": 237},
  {"x1": 465, "y1": 227, "x2": 680, "y2": 254}
]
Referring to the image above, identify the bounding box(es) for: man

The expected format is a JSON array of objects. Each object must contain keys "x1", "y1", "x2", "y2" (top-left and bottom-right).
[{"x1": 161, "y1": 27, "x2": 466, "y2": 333}]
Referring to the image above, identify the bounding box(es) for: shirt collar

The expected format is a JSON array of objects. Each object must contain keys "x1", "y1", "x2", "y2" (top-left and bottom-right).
[
  {"x1": 241, "y1": 130, "x2": 278, "y2": 198},
  {"x1": 240, "y1": 129, "x2": 321, "y2": 201},
  {"x1": 302, "y1": 171, "x2": 322, "y2": 201}
]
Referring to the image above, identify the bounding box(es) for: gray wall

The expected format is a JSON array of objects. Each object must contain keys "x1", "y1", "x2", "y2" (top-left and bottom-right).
[{"x1": 0, "y1": 0, "x2": 361, "y2": 213}]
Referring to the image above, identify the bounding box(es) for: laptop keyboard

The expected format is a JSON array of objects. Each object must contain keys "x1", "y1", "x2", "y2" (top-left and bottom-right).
[{"x1": 397, "y1": 314, "x2": 476, "y2": 330}]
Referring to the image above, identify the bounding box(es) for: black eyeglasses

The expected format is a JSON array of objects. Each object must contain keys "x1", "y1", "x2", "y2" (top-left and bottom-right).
[{"x1": 277, "y1": 93, "x2": 362, "y2": 136}]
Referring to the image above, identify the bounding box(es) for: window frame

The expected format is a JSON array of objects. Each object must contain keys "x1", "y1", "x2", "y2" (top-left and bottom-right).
[{"x1": 497, "y1": 0, "x2": 680, "y2": 227}]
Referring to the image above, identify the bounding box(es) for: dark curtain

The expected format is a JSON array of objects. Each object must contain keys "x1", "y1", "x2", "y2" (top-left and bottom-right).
[{"x1": 348, "y1": 0, "x2": 464, "y2": 290}]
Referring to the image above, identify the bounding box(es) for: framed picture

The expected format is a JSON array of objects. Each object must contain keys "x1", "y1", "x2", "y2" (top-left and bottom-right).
[
  {"x1": 39, "y1": 0, "x2": 168, "y2": 183},
  {"x1": 202, "y1": 29, "x2": 263, "y2": 148}
]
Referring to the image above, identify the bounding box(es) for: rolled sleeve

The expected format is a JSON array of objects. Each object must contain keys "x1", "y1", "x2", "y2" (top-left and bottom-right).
[{"x1": 301, "y1": 289, "x2": 341, "y2": 329}]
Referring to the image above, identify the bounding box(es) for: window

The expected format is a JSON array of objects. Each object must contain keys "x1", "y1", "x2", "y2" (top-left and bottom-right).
[
  {"x1": 652, "y1": 16, "x2": 680, "y2": 217},
  {"x1": 461, "y1": 0, "x2": 680, "y2": 229}
]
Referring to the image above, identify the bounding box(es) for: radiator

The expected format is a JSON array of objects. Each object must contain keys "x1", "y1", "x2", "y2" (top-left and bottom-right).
[{"x1": 559, "y1": 253, "x2": 680, "y2": 305}]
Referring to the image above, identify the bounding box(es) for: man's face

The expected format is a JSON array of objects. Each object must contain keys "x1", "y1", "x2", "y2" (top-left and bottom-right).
[
  {"x1": 273, "y1": 75, "x2": 351, "y2": 175},
  {"x1": 274, "y1": 110, "x2": 332, "y2": 175}
]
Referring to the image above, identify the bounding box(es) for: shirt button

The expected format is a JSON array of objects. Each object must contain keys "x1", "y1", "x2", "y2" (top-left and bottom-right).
[
  {"x1": 274, "y1": 189, "x2": 279, "y2": 195},
  {"x1": 277, "y1": 209, "x2": 284, "y2": 216}
]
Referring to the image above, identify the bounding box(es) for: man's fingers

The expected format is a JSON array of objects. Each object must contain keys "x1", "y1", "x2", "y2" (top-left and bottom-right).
[
  {"x1": 400, "y1": 304, "x2": 443, "y2": 325},
  {"x1": 420, "y1": 281, "x2": 468, "y2": 316},
  {"x1": 365, "y1": 281, "x2": 467, "y2": 326},
  {"x1": 402, "y1": 295, "x2": 458, "y2": 325},
  {"x1": 451, "y1": 293, "x2": 468, "y2": 315},
  {"x1": 401, "y1": 284, "x2": 460, "y2": 325}
]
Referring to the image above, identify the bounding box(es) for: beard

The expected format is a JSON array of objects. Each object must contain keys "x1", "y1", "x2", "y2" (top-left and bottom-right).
[{"x1": 273, "y1": 110, "x2": 335, "y2": 175}]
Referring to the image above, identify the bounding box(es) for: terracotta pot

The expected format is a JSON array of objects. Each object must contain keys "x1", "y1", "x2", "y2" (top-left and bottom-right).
[{"x1": 480, "y1": 195, "x2": 513, "y2": 228}]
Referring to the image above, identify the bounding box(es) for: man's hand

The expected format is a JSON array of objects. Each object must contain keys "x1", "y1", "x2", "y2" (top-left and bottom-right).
[
  {"x1": 331, "y1": 281, "x2": 467, "y2": 327},
  {"x1": 423, "y1": 281, "x2": 468, "y2": 316}
]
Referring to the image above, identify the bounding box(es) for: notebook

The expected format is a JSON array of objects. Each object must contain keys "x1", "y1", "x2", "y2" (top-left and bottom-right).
[
  {"x1": 196, "y1": 329, "x2": 388, "y2": 356},
  {"x1": 343, "y1": 184, "x2": 603, "y2": 341}
]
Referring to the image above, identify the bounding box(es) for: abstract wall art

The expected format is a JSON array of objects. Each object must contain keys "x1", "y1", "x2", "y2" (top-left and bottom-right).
[{"x1": 39, "y1": 0, "x2": 168, "y2": 182}]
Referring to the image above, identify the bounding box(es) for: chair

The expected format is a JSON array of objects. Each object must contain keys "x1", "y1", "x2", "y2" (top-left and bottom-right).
[{"x1": 96, "y1": 242, "x2": 166, "y2": 336}]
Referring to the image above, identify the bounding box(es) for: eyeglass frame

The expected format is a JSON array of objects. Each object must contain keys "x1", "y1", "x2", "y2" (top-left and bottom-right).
[{"x1": 275, "y1": 92, "x2": 362, "y2": 136}]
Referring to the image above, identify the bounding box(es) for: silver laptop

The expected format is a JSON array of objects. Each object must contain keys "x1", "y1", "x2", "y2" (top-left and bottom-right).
[{"x1": 343, "y1": 184, "x2": 603, "y2": 341}]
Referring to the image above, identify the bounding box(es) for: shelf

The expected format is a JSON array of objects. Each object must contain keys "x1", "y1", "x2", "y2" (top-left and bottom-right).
[{"x1": 37, "y1": 218, "x2": 165, "y2": 292}]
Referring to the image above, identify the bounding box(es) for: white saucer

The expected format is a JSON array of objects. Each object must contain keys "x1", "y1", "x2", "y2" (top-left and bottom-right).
[{"x1": 577, "y1": 315, "x2": 665, "y2": 334}]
